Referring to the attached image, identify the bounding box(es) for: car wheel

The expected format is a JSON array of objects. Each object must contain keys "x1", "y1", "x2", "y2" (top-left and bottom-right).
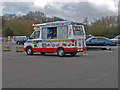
[
  {"x1": 106, "y1": 45, "x2": 111, "y2": 50},
  {"x1": 17, "y1": 41, "x2": 21, "y2": 45},
  {"x1": 57, "y1": 48, "x2": 65, "y2": 57},
  {"x1": 22, "y1": 43, "x2": 24, "y2": 45},
  {"x1": 70, "y1": 52, "x2": 77, "y2": 56},
  {"x1": 26, "y1": 47, "x2": 33, "y2": 55}
]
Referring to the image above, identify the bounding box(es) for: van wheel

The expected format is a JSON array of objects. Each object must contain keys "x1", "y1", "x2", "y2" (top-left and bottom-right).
[
  {"x1": 57, "y1": 48, "x2": 65, "y2": 57},
  {"x1": 26, "y1": 47, "x2": 33, "y2": 55},
  {"x1": 41, "y1": 52, "x2": 45, "y2": 55},
  {"x1": 70, "y1": 52, "x2": 77, "y2": 56}
]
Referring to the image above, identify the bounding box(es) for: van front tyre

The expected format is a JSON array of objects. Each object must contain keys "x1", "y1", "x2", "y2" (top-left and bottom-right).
[
  {"x1": 57, "y1": 48, "x2": 65, "y2": 57},
  {"x1": 26, "y1": 47, "x2": 33, "y2": 55}
]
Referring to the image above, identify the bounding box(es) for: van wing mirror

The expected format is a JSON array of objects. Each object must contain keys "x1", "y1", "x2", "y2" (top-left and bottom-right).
[{"x1": 28, "y1": 36, "x2": 33, "y2": 39}]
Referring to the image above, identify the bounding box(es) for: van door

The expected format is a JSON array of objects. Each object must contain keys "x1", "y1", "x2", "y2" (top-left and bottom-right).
[{"x1": 30, "y1": 31, "x2": 40, "y2": 49}]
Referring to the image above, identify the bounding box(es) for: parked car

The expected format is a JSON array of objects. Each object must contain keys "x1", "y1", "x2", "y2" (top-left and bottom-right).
[
  {"x1": 16, "y1": 37, "x2": 28, "y2": 45},
  {"x1": 110, "y1": 35, "x2": 120, "y2": 44},
  {"x1": 86, "y1": 37, "x2": 116, "y2": 50},
  {"x1": 86, "y1": 34, "x2": 94, "y2": 40}
]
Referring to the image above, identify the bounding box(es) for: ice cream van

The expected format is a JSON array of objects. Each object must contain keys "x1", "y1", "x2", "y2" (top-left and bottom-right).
[{"x1": 23, "y1": 21, "x2": 86, "y2": 57}]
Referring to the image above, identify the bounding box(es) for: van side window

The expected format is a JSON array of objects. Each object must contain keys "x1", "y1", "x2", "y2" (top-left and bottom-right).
[
  {"x1": 57, "y1": 26, "x2": 68, "y2": 39},
  {"x1": 31, "y1": 31, "x2": 40, "y2": 39},
  {"x1": 42, "y1": 28, "x2": 47, "y2": 39},
  {"x1": 47, "y1": 27, "x2": 57, "y2": 39},
  {"x1": 42, "y1": 26, "x2": 67, "y2": 39}
]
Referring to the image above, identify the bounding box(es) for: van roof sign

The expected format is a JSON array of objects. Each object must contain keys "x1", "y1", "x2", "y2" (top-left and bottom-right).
[
  {"x1": 33, "y1": 21, "x2": 84, "y2": 29},
  {"x1": 46, "y1": 21, "x2": 71, "y2": 26}
]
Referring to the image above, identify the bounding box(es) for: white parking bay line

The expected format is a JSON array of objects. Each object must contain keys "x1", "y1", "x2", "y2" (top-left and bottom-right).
[
  {"x1": 82, "y1": 53, "x2": 88, "y2": 55},
  {"x1": 81, "y1": 52, "x2": 88, "y2": 55},
  {"x1": 105, "y1": 50, "x2": 113, "y2": 53}
]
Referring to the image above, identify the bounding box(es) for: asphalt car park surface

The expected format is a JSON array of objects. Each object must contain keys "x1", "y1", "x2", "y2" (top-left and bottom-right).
[{"x1": 2, "y1": 42, "x2": 118, "y2": 88}]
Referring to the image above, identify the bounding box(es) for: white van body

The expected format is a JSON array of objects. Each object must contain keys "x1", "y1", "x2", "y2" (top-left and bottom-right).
[{"x1": 24, "y1": 21, "x2": 86, "y2": 56}]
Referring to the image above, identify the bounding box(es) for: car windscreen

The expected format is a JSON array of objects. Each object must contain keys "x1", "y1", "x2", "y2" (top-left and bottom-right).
[
  {"x1": 73, "y1": 26, "x2": 84, "y2": 35},
  {"x1": 86, "y1": 37, "x2": 93, "y2": 41}
]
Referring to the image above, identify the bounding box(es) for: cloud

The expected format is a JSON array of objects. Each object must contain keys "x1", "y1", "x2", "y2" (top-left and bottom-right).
[
  {"x1": 2, "y1": 0, "x2": 118, "y2": 22},
  {"x1": 0, "y1": 3, "x2": 3, "y2": 15},
  {"x1": 118, "y1": 2, "x2": 120, "y2": 15},
  {"x1": 88, "y1": 0, "x2": 118, "y2": 13},
  {"x1": 2, "y1": 2, "x2": 33, "y2": 15},
  {"x1": 34, "y1": 0, "x2": 53, "y2": 8},
  {"x1": 3, "y1": 0, "x2": 34, "y2": 2},
  {"x1": 43, "y1": 2, "x2": 118, "y2": 21}
]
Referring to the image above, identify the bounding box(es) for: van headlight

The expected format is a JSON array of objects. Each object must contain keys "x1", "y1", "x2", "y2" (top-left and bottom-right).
[{"x1": 24, "y1": 42, "x2": 26, "y2": 46}]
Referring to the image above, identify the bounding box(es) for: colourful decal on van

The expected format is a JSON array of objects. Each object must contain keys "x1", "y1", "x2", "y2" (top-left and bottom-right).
[
  {"x1": 47, "y1": 43, "x2": 50, "y2": 47},
  {"x1": 75, "y1": 40, "x2": 77, "y2": 47},
  {"x1": 62, "y1": 43, "x2": 67, "y2": 46},
  {"x1": 68, "y1": 43, "x2": 72, "y2": 46},
  {"x1": 69, "y1": 29, "x2": 72, "y2": 36},
  {"x1": 55, "y1": 43, "x2": 60, "y2": 47},
  {"x1": 34, "y1": 40, "x2": 38, "y2": 49},
  {"x1": 51, "y1": 43, "x2": 55, "y2": 47}
]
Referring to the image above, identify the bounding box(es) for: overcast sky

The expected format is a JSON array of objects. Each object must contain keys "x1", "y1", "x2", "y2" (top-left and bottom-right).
[{"x1": 1, "y1": 0, "x2": 119, "y2": 22}]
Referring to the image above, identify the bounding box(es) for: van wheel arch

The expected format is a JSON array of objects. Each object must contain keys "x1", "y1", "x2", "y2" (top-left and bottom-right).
[
  {"x1": 26, "y1": 46, "x2": 32, "y2": 51},
  {"x1": 57, "y1": 47, "x2": 66, "y2": 57},
  {"x1": 26, "y1": 46, "x2": 34, "y2": 55}
]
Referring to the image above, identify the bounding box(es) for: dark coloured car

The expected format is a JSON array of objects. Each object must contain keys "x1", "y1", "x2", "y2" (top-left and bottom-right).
[
  {"x1": 86, "y1": 37, "x2": 116, "y2": 50},
  {"x1": 16, "y1": 38, "x2": 28, "y2": 45}
]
